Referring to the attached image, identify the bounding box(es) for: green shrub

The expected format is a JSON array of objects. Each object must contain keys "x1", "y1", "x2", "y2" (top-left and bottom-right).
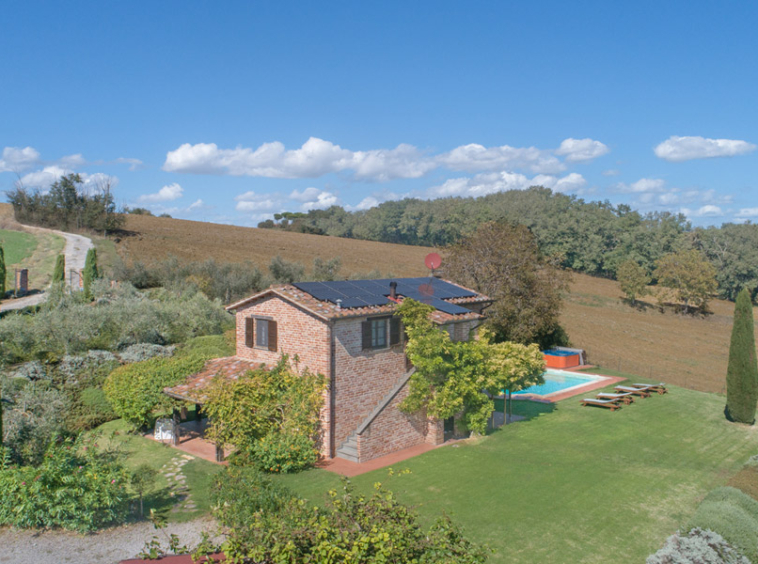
[
  {"x1": 647, "y1": 527, "x2": 750, "y2": 564},
  {"x1": 203, "y1": 357, "x2": 326, "y2": 473},
  {"x1": 103, "y1": 352, "x2": 209, "y2": 430},
  {"x1": 52, "y1": 254, "x2": 65, "y2": 283},
  {"x1": 0, "y1": 282, "x2": 231, "y2": 364},
  {"x1": 1, "y1": 381, "x2": 67, "y2": 465},
  {"x1": 211, "y1": 465, "x2": 292, "y2": 530},
  {"x1": 687, "y1": 487, "x2": 758, "y2": 563},
  {"x1": 211, "y1": 471, "x2": 488, "y2": 563},
  {"x1": 0, "y1": 435, "x2": 129, "y2": 532},
  {"x1": 251, "y1": 432, "x2": 319, "y2": 474},
  {"x1": 725, "y1": 288, "x2": 758, "y2": 424}
]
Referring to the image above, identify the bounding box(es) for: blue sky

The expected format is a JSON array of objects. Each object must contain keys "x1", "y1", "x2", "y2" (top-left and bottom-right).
[{"x1": 2, "y1": 1, "x2": 757, "y2": 227}]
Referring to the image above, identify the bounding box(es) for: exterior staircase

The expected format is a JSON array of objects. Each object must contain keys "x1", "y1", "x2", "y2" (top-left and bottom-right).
[{"x1": 335, "y1": 368, "x2": 415, "y2": 463}]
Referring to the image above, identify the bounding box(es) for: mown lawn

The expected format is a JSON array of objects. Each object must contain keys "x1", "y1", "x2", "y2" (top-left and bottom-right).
[
  {"x1": 94, "y1": 419, "x2": 224, "y2": 523},
  {"x1": 275, "y1": 379, "x2": 757, "y2": 563},
  {"x1": 0, "y1": 229, "x2": 37, "y2": 265}
]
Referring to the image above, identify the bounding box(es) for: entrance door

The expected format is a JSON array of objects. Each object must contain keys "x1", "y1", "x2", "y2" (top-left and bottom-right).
[{"x1": 444, "y1": 416, "x2": 455, "y2": 440}]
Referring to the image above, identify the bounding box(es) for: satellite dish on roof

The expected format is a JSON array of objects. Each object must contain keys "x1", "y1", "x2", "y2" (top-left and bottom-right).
[{"x1": 425, "y1": 252, "x2": 441, "y2": 271}]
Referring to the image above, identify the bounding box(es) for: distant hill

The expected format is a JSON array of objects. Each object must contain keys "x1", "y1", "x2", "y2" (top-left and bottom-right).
[
  {"x1": 2, "y1": 202, "x2": 750, "y2": 395},
  {"x1": 115, "y1": 213, "x2": 432, "y2": 277}
]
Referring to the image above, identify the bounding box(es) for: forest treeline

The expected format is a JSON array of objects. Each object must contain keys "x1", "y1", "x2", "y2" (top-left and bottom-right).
[{"x1": 258, "y1": 187, "x2": 758, "y2": 301}]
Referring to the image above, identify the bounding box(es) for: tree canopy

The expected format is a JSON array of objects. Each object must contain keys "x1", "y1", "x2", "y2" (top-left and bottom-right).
[
  {"x1": 396, "y1": 299, "x2": 544, "y2": 434},
  {"x1": 444, "y1": 221, "x2": 570, "y2": 347},
  {"x1": 7, "y1": 173, "x2": 124, "y2": 234},
  {"x1": 654, "y1": 249, "x2": 718, "y2": 313}
]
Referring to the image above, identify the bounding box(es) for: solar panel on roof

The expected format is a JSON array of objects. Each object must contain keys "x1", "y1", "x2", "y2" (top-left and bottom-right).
[
  {"x1": 292, "y1": 278, "x2": 478, "y2": 312},
  {"x1": 431, "y1": 300, "x2": 472, "y2": 315},
  {"x1": 338, "y1": 297, "x2": 368, "y2": 308}
]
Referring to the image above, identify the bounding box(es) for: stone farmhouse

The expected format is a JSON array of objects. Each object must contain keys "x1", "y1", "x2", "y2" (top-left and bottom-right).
[{"x1": 166, "y1": 277, "x2": 491, "y2": 464}]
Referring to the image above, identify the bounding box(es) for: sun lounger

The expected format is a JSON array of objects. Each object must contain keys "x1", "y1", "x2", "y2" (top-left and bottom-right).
[
  {"x1": 596, "y1": 392, "x2": 635, "y2": 405},
  {"x1": 630, "y1": 383, "x2": 667, "y2": 394},
  {"x1": 581, "y1": 398, "x2": 621, "y2": 411},
  {"x1": 614, "y1": 386, "x2": 651, "y2": 398}
]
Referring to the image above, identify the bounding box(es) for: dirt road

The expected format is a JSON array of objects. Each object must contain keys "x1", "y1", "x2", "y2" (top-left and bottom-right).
[
  {"x1": 0, "y1": 228, "x2": 93, "y2": 312},
  {"x1": 0, "y1": 518, "x2": 218, "y2": 564}
]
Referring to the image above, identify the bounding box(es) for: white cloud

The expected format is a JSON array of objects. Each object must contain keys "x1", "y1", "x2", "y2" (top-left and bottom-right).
[
  {"x1": 114, "y1": 157, "x2": 144, "y2": 171},
  {"x1": 680, "y1": 205, "x2": 724, "y2": 218},
  {"x1": 602, "y1": 169, "x2": 620, "y2": 176},
  {"x1": 438, "y1": 143, "x2": 564, "y2": 174},
  {"x1": 289, "y1": 187, "x2": 340, "y2": 211},
  {"x1": 654, "y1": 136, "x2": 757, "y2": 162},
  {"x1": 234, "y1": 191, "x2": 282, "y2": 213},
  {"x1": 17, "y1": 165, "x2": 118, "y2": 195},
  {"x1": 138, "y1": 183, "x2": 184, "y2": 203},
  {"x1": 428, "y1": 171, "x2": 586, "y2": 198},
  {"x1": 18, "y1": 165, "x2": 74, "y2": 189},
  {"x1": 348, "y1": 196, "x2": 381, "y2": 211},
  {"x1": 59, "y1": 154, "x2": 86, "y2": 168},
  {"x1": 555, "y1": 138, "x2": 610, "y2": 163},
  {"x1": 0, "y1": 146, "x2": 41, "y2": 172},
  {"x1": 615, "y1": 178, "x2": 666, "y2": 193},
  {"x1": 736, "y1": 207, "x2": 758, "y2": 218},
  {"x1": 164, "y1": 136, "x2": 603, "y2": 181}
]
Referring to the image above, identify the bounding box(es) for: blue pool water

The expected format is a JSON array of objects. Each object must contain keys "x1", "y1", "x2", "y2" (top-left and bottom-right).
[
  {"x1": 510, "y1": 370, "x2": 602, "y2": 397},
  {"x1": 543, "y1": 349, "x2": 576, "y2": 357}
]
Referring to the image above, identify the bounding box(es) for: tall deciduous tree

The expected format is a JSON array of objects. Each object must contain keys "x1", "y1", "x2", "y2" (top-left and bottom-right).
[
  {"x1": 396, "y1": 299, "x2": 544, "y2": 434},
  {"x1": 0, "y1": 245, "x2": 5, "y2": 296},
  {"x1": 445, "y1": 221, "x2": 571, "y2": 347},
  {"x1": 82, "y1": 248, "x2": 98, "y2": 300},
  {"x1": 52, "y1": 254, "x2": 66, "y2": 284},
  {"x1": 617, "y1": 259, "x2": 650, "y2": 305},
  {"x1": 654, "y1": 249, "x2": 718, "y2": 313},
  {"x1": 725, "y1": 288, "x2": 758, "y2": 424}
]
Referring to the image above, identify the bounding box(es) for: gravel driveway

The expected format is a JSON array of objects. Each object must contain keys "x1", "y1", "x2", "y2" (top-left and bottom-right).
[
  {"x1": 0, "y1": 518, "x2": 219, "y2": 564},
  {"x1": 0, "y1": 227, "x2": 93, "y2": 313}
]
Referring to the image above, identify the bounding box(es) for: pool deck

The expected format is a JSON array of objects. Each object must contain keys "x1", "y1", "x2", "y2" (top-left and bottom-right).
[{"x1": 512, "y1": 366, "x2": 626, "y2": 403}]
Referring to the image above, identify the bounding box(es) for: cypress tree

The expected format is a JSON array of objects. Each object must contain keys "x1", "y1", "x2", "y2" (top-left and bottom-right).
[
  {"x1": 82, "y1": 248, "x2": 99, "y2": 300},
  {"x1": 0, "y1": 245, "x2": 5, "y2": 297},
  {"x1": 725, "y1": 288, "x2": 758, "y2": 424},
  {"x1": 52, "y1": 254, "x2": 66, "y2": 283}
]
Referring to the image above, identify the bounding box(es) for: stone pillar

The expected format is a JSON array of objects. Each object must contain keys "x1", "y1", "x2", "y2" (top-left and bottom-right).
[{"x1": 172, "y1": 408, "x2": 180, "y2": 446}]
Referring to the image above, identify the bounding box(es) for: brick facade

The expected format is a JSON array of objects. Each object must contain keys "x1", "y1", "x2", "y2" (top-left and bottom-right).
[
  {"x1": 234, "y1": 295, "x2": 332, "y2": 455},
  {"x1": 230, "y1": 291, "x2": 482, "y2": 463}
]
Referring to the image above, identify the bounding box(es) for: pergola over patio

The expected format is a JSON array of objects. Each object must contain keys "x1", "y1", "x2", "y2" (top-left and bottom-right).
[{"x1": 163, "y1": 356, "x2": 264, "y2": 461}]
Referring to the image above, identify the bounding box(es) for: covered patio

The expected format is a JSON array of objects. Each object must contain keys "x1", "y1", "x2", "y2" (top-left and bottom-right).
[{"x1": 161, "y1": 356, "x2": 263, "y2": 462}]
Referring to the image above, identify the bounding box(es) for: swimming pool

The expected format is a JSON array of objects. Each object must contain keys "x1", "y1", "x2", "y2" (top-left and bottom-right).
[{"x1": 511, "y1": 369, "x2": 605, "y2": 397}]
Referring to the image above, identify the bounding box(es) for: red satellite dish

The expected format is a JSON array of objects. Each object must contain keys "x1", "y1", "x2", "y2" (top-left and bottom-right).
[{"x1": 425, "y1": 252, "x2": 442, "y2": 270}]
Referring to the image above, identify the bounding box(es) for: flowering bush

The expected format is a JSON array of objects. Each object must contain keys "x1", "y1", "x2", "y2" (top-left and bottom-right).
[{"x1": 0, "y1": 435, "x2": 129, "y2": 532}]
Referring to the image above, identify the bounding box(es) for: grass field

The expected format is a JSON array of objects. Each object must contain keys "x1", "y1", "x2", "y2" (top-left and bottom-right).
[
  {"x1": 561, "y1": 273, "x2": 757, "y2": 394},
  {"x1": 95, "y1": 419, "x2": 224, "y2": 523},
  {"x1": 274, "y1": 377, "x2": 757, "y2": 563},
  {"x1": 0, "y1": 226, "x2": 65, "y2": 293}
]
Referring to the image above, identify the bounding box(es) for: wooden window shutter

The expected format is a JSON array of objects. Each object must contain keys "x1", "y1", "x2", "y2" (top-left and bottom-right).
[
  {"x1": 389, "y1": 317, "x2": 401, "y2": 346},
  {"x1": 361, "y1": 320, "x2": 372, "y2": 350},
  {"x1": 268, "y1": 320, "x2": 278, "y2": 351},
  {"x1": 245, "y1": 317, "x2": 254, "y2": 347}
]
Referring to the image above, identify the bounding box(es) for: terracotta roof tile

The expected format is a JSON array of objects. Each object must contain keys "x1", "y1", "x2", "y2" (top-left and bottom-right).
[
  {"x1": 227, "y1": 279, "x2": 491, "y2": 324},
  {"x1": 164, "y1": 357, "x2": 265, "y2": 404}
]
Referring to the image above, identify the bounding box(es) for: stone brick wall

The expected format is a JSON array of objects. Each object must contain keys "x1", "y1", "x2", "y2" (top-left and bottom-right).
[
  {"x1": 234, "y1": 294, "x2": 332, "y2": 455},
  {"x1": 357, "y1": 380, "x2": 431, "y2": 461},
  {"x1": 332, "y1": 317, "x2": 408, "y2": 451}
]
